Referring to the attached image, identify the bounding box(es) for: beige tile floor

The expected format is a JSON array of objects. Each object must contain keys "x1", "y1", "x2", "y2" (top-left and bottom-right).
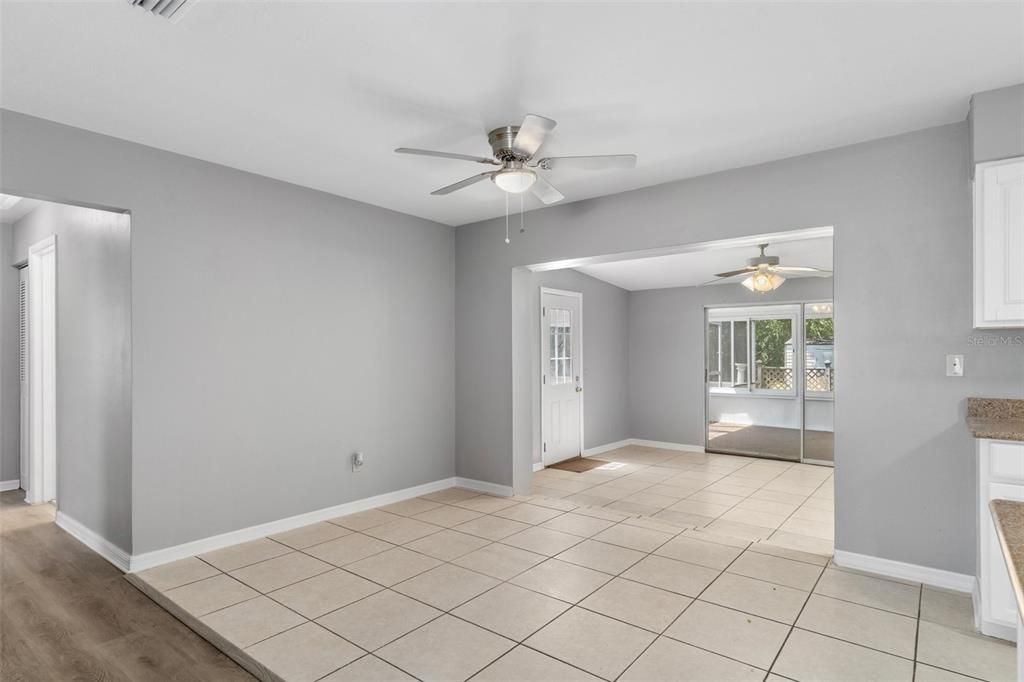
[{"x1": 127, "y1": 446, "x2": 1014, "y2": 682}]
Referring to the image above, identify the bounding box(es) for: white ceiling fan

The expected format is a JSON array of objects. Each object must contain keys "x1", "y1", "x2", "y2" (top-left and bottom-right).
[
  {"x1": 395, "y1": 114, "x2": 638, "y2": 205},
  {"x1": 704, "y1": 243, "x2": 832, "y2": 292}
]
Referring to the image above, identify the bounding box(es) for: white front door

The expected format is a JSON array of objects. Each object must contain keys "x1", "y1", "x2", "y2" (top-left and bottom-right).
[{"x1": 541, "y1": 289, "x2": 582, "y2": 466}]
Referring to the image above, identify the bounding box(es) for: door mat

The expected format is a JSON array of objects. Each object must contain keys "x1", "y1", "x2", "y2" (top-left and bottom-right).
[{"x1": 548, "y1": 457, "x2": 609, "y2": 473}]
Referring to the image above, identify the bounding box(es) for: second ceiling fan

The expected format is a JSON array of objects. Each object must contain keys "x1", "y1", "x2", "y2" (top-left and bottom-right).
[
  {"x1": 395, "y1": 114, "x2": 638, "y2": 205},
  {"x1": 705, "y1": 243, "x2": 832, "y2": 292}
]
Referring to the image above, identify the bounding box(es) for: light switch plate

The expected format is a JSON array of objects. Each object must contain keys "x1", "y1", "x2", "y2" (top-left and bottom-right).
[{"x1": 946, "y1": 354, "x2": 964, "y2": 377}]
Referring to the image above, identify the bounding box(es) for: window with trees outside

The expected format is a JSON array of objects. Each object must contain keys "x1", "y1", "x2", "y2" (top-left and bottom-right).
[
  {"x1": 707, "y1": 303, "x2": 834, "y2": 399},
  {"x1": 710, "y1": 314, "x2": 798, "y2": 395},
  {"x1": 804, "y1": 308, "x2": 835, "y2": 397}
]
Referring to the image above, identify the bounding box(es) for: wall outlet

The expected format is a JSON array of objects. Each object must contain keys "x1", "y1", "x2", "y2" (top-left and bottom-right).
[
  {"x1": 946, "y1": 354, "x2": 964, "y2": 377},
  {"x1": 352, "y1": 451, "x2": 364, "y2": 472}
]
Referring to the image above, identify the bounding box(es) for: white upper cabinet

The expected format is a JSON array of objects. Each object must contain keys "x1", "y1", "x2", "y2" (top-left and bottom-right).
[{"x1": 974, "y1": 156, "x2": 1024, "y2": 328}]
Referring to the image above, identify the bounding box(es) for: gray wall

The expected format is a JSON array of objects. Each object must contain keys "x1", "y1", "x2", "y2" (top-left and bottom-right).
[
  {"x1": 11, "y1": 203, "x2": 132, "y2": 548},
  {"x1": 970, "y1": 83, "x2": 1024, "y2": 166},
  {"x1": 628, "y1": 277, "x2": 833, "y2": 446},
  {"x1": 458, "y1": 121, "x2": 1024, "y2": 575},
  {"x1": 527, "y1": 269, "x2": 630, "y2": 464},
  {"x1": 0, "y1": 224, "x2": 18, "y2": 483},
  {"x1": 1, "y1": 110, "x2": 456, "y2": 554}
]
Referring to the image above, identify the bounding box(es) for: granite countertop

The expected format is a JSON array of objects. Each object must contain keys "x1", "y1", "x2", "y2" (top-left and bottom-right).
[
  {"x1": 991, "y1": 500, "x2": 1024, "y2": 616},
  {"x1": 967, "y1": 398, "x2": 1024, "y2": 442}
]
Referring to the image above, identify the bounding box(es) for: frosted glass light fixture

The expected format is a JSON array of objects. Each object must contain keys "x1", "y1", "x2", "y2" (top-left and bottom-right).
[
  {"x1": 492, "y1": 169, "x2": 536, "y2": 194},
  {"x1": 742, "y1": 270, "x2": 786, "y2": 293}
]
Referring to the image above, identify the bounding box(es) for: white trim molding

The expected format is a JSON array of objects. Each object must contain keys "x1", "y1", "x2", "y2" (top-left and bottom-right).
[
  {"x1": 581, "y1": 439, "x2": 705, "y2": 457},
  {"x1": 625, "y1": 439, "x2": 705, "y2": 453},
  {"x1": 455, "y1": 477, "x2": 514, "y2": 498},
  {"x1": 56, "y1": 511, "x2": 131, "y2": 573},
  {"x1": 0, "y1": 479, "x2": 20, "y2": 492},
  {"x1": 532, "y1": 462, "x2": 545, "y2": 472},
  {"x1": 26, "y1": 235, "x2": 57, "y2": 506},
  {"x1": 129, "y1": 477, "x2": 461, "y2": 572},
  {"x1": 582, "y1": 439, "x2": 633, "y2": 457},
  {"x1": 833, "y1": 549, "x2": 977, "y2": 594}
]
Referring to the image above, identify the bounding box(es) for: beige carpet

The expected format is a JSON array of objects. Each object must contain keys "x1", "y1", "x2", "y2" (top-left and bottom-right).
[{"x1": 707, "y1": 423, "x2": 834, "y2": 462}]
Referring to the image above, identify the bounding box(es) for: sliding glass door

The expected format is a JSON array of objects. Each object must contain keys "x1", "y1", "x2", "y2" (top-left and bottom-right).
[
  {"x1": 705, "y1": 301, "x2": 834, "y2": 466},
  {"x1": 802, "y1": 302, "x2": 834, "y2": 464}
]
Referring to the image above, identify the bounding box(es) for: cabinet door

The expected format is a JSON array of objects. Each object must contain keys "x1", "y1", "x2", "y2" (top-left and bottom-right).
[
  {"x1": 983, "y1": 481, "x2": 1024, "y2": 634},
  {"x1": 975, "y1": 157, "x2": 1024, "y2": 328}
]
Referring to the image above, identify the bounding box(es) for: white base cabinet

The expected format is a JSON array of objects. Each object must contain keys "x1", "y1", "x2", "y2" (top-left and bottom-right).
[
  {"x1": 974, "y1": 157, "x2": 1024, "y2": 329},
  {"x1": 977, "y1": 438, "x2": 1024, "y2": 641}
]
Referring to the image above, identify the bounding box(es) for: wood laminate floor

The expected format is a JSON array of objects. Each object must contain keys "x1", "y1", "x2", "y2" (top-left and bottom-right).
[{"x1": 0, "y1": 491, "x2": 252, "y2": 682}]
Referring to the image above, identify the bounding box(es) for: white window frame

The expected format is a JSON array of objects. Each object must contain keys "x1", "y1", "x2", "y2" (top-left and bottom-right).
[
  {"x1": 803, "y1": 306, "x2": 835, "y2": 400},
  {"x1": 707, "y1": 305, "x2": 799, "y2": 398},
  {"x1": 706, "y1": 318, "x2": 750, "y2": 391}
]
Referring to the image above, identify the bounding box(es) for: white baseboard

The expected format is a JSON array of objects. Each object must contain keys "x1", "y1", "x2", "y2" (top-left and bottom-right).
[
  {"x1": 629, "y1": 439, "x2": 705, "y2": 453},
  {"x1": 833, "y1": 549, "x2": 976, "y2": 594},
  {"x1": 129, "y1": 476, "x2": 459, "y2": 572},
  {"x1": 55, "y1": 511, "x2": 131, "y2": 573},
  {"x1": 455, "y1": 477, "x2": 514, "y2": 498},
  {"x1": 0, "y1": 479, "x2": 21, "y2": 492},
  {"x1": 583, "y1": 439, "x2": 633, "y2": 456},
  {"x1": 532, "y1": 462, "x2": 545, "y2": 472},
  {"x1": 581, "y1": 438, "x2": 705, "y2": 456}
]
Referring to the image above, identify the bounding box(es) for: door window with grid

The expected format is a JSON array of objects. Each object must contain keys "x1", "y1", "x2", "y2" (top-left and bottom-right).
[{"x1": 548, "y1": 308, "x2": 573, "y2": 385}]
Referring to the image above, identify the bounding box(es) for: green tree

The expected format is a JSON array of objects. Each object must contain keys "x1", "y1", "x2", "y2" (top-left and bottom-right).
[
  {"x1": 806, "y1": 318, "x2": 834, "y2": 344},
  {"x1": 754, "y1": 319, "x2": 790, "y2": 367}
]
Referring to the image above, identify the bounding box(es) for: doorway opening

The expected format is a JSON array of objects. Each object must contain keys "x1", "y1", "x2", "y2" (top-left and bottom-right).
[
  {"x1": 1, "y1": 192, "x2": 132, "y2": 544},
  {"x1": 511, "y1": 225, "x2": 834, "y2": 495}
]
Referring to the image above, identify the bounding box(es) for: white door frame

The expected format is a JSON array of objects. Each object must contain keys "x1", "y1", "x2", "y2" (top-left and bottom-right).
[
  {"x1": 18, "y1": 266, "x2": 29, "y2": 489},
  {"x1": 540, "y1": 287, "x2": 584, "y2": 465},
  {"x1": 26, "y1": 235, "x2": 57, "y2": 505}
]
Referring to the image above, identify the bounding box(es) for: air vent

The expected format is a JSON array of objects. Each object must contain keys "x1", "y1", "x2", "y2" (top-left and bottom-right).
[{"x1": 127, "y1": 0, "x2": 194, "y2": 21}]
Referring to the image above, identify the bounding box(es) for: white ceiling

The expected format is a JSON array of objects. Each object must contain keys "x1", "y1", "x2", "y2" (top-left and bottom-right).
[
  {"x1": 1, "y1": 2, "x2": 1021, "y2": 227},
  {"x1": 0, "y1": 194, "x2": 41, "y2": 224},
  {"x1": 575, "y1": 236, "x2": 833, "y2": 291}
]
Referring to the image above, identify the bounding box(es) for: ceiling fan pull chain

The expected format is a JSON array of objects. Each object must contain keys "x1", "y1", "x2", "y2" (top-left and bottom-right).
[
  {"x1": 504, "y1": 192, "x2": 510, "y2": 244},
  {"x1": 520, "y1": 194, "x2": 525, "y2": 234}
]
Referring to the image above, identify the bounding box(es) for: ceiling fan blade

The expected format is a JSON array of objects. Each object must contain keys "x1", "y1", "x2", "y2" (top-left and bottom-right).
[
  {"x1": 395, "y1": 147, "x2": 499, "y2": 165},
  {"x1": 699, "y1": 275, "x2": 744, "y2": 286},
  {"x1": 511, "y1": 114, "x2": 557, "y2": 158},
  {"x1": 530, "y1": 175, "x2": 564, "y2": 205},
  {"x1": 430, "y1": 172, "x2": 498, "y2": 196},
  {"x1": 537, "y1": 154, "x2": 637, "y2": 171},
  {"x1": 713, "y1": 267, "x2": 756, "y2": 278},
  {"x1": 774, "y1": 266, "x2": 833, "y2": 275}
]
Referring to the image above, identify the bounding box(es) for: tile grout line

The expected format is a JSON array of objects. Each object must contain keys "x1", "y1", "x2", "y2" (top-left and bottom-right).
[
  {"x1": 763, "y1": 553, "x2": 829, "y2": 676},
  {"x1": 398, "y1": 463, "x2": 840, "y2": 679},
  {"x1": 913, "y1": 582, "x2": 922, "y2": 681},
  {"x1": 135, "y1": 450, "x2": 841, "y2": 681},
  {"x1": 611, "y1": 534, "x2": 759, "y2": 681},
  {"x1": 335, "y1": 511, "x2": 689, "y2": 681}
]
